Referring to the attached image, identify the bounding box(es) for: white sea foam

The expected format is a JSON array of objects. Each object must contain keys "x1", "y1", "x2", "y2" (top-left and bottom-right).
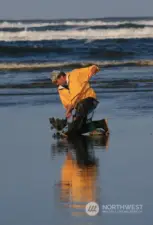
[
  {"x1": 0, "y1": 60, "x2": 153, "y2": 71},
  {"x1": 0, "y1": 20, "x2": 153, "y2": 29},
  {"x1": 0, "y1": 21, "x2": 52, "y2": 28},
  {"x1": 0, "y1": 27, "x2": 153, "y2": 41},
  {"x1": 64, "y1": 20, "x2": 153, "y2": 26}
]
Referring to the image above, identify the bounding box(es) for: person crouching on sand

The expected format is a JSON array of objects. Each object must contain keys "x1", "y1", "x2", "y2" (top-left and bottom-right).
[{"x1": 50, "y1": 65, "x2": 109, "y2": 136}]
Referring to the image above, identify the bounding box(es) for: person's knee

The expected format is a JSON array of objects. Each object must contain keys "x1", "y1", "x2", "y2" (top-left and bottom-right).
[{"x1": 68, "y1": 118, "x2": 84, "y2": 133}]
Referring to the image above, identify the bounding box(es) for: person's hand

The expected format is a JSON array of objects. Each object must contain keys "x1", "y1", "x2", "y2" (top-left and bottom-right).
[
  {"x1": 88, "y1": 65, "x2": 100, "y2": 79},
  {"x1": 65, "y1": 104, "x2": 73, "y2": 118},
  {"x1": 66, "y1": 111, "x2": 72, "y2": 119}
]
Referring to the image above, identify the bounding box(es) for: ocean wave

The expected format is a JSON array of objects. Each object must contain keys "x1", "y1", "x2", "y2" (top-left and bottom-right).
[
  {"x1": 78, "y1": 23, "x2": 148, "y2": 30},
  {"x1": 0, "y1": 45, "x2": 72, "y2": 56},
  {"x1": 1, "y1": 20, "x2": 153, "y2": 28},
  {"x1": 0, "y1": 60, "x2": 153, "y2": 71},
  {"x1": 1, "y1": 27, "x2": 153, "y2": 41},
  {"x1": 0, "y1": 25, "x2": 78, "y2": 32},
  {"x1": 0, "y1": 45, "x2": 134, "y2": 58},
  {"x1": 88, "y1": 49, "x2": 134, "y2": 58},
  {"x1": 1, "y1": 77, "x2": 153, "y2": 91},
  {"x1": 0, "y1": 23, "x2": 151, "y2": 33},
  {"x1": 64, "y1": 20, "x2": 153, "y2": 27},
  {"x1": 0, "y1": 21, "x2": 52, "y2": 28}
]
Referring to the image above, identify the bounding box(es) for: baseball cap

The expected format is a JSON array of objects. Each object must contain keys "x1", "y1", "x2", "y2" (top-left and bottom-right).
[{"x1": 50, "y1": 70, "x2": 61, "y2": 83}]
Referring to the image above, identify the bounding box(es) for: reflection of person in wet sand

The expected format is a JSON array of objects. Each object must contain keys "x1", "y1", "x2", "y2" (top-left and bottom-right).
[
  {"x1": 58, "y1": 135, "x2": 109, "y2": 209},
  {"x1": 61, "y1": 152, "x2": 97, "y2": 207}
]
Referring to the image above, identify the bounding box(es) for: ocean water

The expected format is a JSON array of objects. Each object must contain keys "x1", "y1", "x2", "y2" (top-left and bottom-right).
[
  {"x1": 1, "y1": 17, "x2": 153, "y2": 109},
  {"x1": 0, "y1": 18, "x2": 153, "y2": 225}
]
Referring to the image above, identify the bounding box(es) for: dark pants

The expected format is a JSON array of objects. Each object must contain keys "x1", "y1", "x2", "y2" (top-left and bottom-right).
[{"x1": 67, "y1": 97, "x2": 98, "y2": 135}]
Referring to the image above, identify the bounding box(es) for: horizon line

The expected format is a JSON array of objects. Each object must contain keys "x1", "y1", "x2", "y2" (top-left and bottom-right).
[{"x1": 0, "y1": 16, "x2": 153, "y2": 21}]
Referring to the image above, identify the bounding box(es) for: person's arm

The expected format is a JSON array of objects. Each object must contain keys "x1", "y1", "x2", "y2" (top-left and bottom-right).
[
  {"x1": 88, "y1": 65, "x2": 100, "y2": 79},
  {"x1": 65, "y1": 65, "x2": 100, "y2": 117},
  {"x1": 71, "y1": 65, "x2": 100, "y2": 81}
]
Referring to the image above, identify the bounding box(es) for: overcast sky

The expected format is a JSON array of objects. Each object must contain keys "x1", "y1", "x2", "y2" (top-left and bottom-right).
[{"x1": 0, "y1": 0, "x2": 153, "y2": 19}]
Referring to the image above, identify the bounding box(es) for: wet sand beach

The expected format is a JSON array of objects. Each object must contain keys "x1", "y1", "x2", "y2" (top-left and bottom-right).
[{"x1": 0, "y1": 99, "x2": 153, "y2": 225}]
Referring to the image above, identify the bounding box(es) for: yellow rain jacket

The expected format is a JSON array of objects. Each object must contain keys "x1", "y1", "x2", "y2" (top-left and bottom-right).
[{"x1": 58, "y1": 65, "x2": 100, "y2": 109}]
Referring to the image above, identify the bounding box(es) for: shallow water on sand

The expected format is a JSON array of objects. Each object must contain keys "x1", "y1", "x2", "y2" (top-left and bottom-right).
[{"x1": 0, "y1": 101, "x2": 153, "y2": 225}]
